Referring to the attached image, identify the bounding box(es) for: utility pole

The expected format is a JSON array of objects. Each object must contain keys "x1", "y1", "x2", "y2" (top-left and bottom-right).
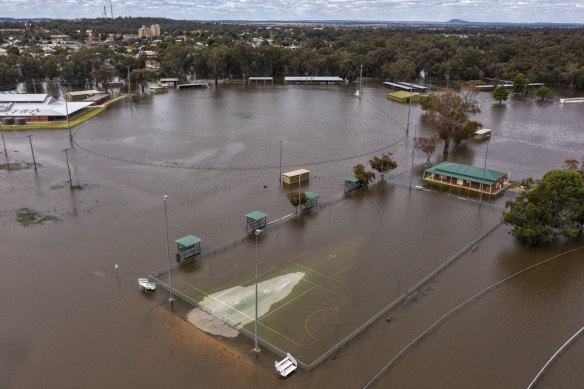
[
  {"x1": 253, "y1": 228, "x2": 263, "y2": 354},
  {"x1": 109, "y1": 0, "x2": 114, "y2": 18},
  {"x1": 127, "y1": 66, "x2": 131, "y2": 95},
  {"x1": 26, "y1": 135, "x2": 37, "y2": 170},
  {"x1": 62, "y1": 148, "x2": 73, "y2": 187},
  {"x1": 406, "y1": 87, "x2": 412, "y2": 133},
  {"x1": 279, "y1": 141, "x2": 282, "y2": 186}
]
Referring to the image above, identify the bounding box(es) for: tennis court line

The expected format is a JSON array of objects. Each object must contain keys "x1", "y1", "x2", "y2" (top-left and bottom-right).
[
  {"x1": 260, "y1": 285, "x2": 317, "y2": 321},
  {"x1": 331, "y1": 262, "x2": 356, "y2": 278},
  {"x1": 264, "y1": 261, "x2": 353, "y2": 302}
]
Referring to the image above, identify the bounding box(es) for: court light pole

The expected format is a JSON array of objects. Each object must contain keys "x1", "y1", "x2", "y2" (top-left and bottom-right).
[
  {"x1": 409, "y1": 124, "x2": 418, "y2": 189},
  {"x1": 26, "y1": 135, "x2": 37, "y2": 170},
  {"x1": 163, "y1": 195, "x2": 174, "y2": 306},
  {"x1": 253, "y1": 228, "x2": 263, "y2": 353}
]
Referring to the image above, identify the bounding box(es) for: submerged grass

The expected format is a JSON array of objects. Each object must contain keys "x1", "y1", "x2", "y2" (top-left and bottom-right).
[
  {"x1": 16, "y1": 208, "x2": 59, "y2": 226},
  {"x1": 0, "y1": 161, "x2": 36, "y2": 171}
]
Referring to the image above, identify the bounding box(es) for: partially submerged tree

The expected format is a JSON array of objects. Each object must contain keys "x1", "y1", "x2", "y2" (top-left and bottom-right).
[
  {"x1": 426, "y1": 89, "x2": 481, "y2": 155},
  {"x1": 512, "y1": 72, "x2": 528, "y2": 96},
  {"x1": 353, "y1": 164, "x2": 375, "y2": 186},
  {"x1": 414, "y1": 135, "x2": 442, "y2": 164},
  {"x1": 492, "y1": 85, "x2": 509, "y2": 104},
  {"x1": 503, "y1": 169, "x2": 584, "y2": 244},
  {"x1": 287, "y1": 191, "x2": 307, "y2": 214},
  {"x1": 536, "y1": 86, "x2": 551, "y2": 102},
  {"x1": 369, "y1": 153, "x2": 397, "y2": 181}
]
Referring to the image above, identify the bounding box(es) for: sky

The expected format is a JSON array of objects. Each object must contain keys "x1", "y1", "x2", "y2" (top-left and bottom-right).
[{"x1": 1, "y1": 0, "x2": 583, "y2": 23}]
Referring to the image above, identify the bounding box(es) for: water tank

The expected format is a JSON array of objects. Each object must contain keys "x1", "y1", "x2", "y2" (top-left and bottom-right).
[
  {"x1": 14, "y1": 118, "x2": 27, "y2": 125},
  {"x1": 2, "y1": 117, "x2": 14, "y2": 125}
]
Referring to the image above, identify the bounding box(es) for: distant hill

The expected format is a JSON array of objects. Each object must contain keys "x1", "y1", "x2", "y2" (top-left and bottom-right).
[{"x1": 0, "y1": 16, "x2": 582, "y2": 28}]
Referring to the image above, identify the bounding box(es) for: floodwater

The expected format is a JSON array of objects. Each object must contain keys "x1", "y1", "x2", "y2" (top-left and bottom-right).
[{"x1": 1, "y1": 83, "x2": 584, "y2": 388}]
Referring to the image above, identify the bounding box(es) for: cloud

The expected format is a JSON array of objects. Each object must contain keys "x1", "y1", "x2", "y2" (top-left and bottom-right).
[{"x1": 1, "y1": 0, "x2": 583, "y2": 23}]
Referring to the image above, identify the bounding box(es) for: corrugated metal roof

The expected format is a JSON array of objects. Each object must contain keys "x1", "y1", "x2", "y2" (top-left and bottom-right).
[
  {"x1": 246, "y1": 211, "x2": 267, "y2": 221},
  {"x1": 424, "y1": 162, "x2": 507, "y2": 185},
  {"x1": 175, "y1": 235, "x2": 202, "y2": 247},
  {"x1": 285, "y1": 76, "x2": 343, "y2": 82},
  {"x1": 344, "y1": 175, "x2": 359, "y2": 183},
  {"x1": 282, "y1": 169, "x2": 310, "y2": 177},
  {"x1": 0, "y1": 94, "x2": 48, "y2": 103},
  {"x1": 0, "y1": 100, "x2": 92, "y2": 117}
]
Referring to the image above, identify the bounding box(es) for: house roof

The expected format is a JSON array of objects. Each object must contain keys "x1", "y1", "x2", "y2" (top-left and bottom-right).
[
  {"x1": 424, "y1": 162, "x2": 508, "y2": 185},
  {"x1": 282, "y1": 169, "x2": 310, "y2": 177},
  {"x1": 304, "y1": 191, "x2": 319, "y2": 200},
  {"x1": 175, "y1": 235, "x2": 202, "y2": 247},
  {"x1": 344, "y1": 175, "x2": 359, "y2": 183},
  {"x1": 0, "y1": 98, "x2": 92, "y2": 117},
  {"x1": 285, "y1": 76, "x2": 343, "y2": 82},
  {"x1": 245, "y1": 211, "x2": 267, "y2": 221}
]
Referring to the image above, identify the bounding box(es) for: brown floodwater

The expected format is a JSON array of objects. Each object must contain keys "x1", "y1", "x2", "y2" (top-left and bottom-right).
[{"x1": 1, "y1": 83, "x2": 583, "y2": 388}]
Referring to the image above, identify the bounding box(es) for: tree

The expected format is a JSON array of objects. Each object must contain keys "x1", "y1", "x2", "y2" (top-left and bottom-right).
[
  {"x1": 287, "y1": 192, "x2": 307, "y2": 214},
  {"x1": 512, "y1": 72, "x2": 528, "y2": 96},
  {"x1": 419, "y1": 95, "x2": 433, "y2": 112},
  {"x1": 564, "y1": 159, "x2": 584, "y2": 180},
  {"x1": 414, "y1": 135, "x2": 442, "y2": 164},
  {"x1": 369, "y1": 153, "x2": 397, "y2": 181},
  {"x1": 492, "y1": 85, "x2": 509, "y2": 104},
  {"x1": 535, "y1": 86, "x2": 551, "y2": 102},
  {"x1": 503, "y1": 169, "x2": 584, "y2": 244},
  {"x1": 353, "y1": 163, "x2": 375, "y2": 186},
  {"x1": 426, "y1": 89, "x2": 481, "y2": 155}
]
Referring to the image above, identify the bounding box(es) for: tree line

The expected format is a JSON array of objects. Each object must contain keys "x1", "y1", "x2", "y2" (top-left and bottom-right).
[{"x1": 1, "y1": 19, "x2": 584, "y2": 91}]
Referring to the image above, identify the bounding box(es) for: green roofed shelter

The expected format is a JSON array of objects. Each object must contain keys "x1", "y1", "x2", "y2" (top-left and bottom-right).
[
  {"x1": 423, "y1": 162, "x2": 510, "y2": 196},
  {"x1": 175, "y1": 235, "x2": 202, "y2": 263},
  {"x1": 344, "y1": 175, "x2": 361, "y2": 192},
  {"x1": 245, "y1": 211, "x2": 267, "y2": 233},
  {"x1": 303, "y1": 191, "x2": 319, "y2": 210}
]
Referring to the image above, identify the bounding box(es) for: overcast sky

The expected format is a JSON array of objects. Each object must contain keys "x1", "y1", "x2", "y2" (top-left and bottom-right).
[{"x1": 2, "y1": 0, "x2": 583, "y2": 23}]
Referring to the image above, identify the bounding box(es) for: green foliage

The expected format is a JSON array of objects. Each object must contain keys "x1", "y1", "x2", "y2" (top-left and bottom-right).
[
  {"x1": 492, "y1": 85, "x2": 509, "y2": 104},
  {"x1": 512, "y1": 73, "x2": 528, "y2": 96},
  {"x1": 353, "y1": 163, "x2": 375, "y2": 186},
  {"x1": 369, "y1": 154, "x2": 397, "y2": 181},
  {"x1": 16, "y1": 208, "x2": 59, "y2": 226},
  {"x1": 2, "y1": 19, "x2": 584, "y2": 91},
  {"x1": 503, "y1": 169, "x2": 584, "y2": 244},
  {"x1": 287, "y1": 192, "x2": 307, "y2": 208},
  {"x1": 536, "y1": 86, "x2": 551, "y2": 101},
  {"x1": 419, "y1": 95, "x2": 433, "y2": 111}
]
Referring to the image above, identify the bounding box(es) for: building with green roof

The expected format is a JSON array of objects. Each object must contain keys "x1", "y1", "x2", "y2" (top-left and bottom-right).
[{"x1": 423, "y1": 162, "x2": 510, "y2": 195}]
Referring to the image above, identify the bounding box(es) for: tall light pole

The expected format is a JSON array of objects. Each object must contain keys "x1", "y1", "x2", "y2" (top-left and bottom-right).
[
  {"x1": 163, "y1": 195, "x2": 174, "y2": 305},
  {"x1": 409, "y1": 124, "x2": 418, "y2": 189},
  {"x1": 26, "y1": 135, "x2": 37, "y2": 170},
  {"x1": 62, "y1": 148, "x2": 73, "y2": 187},
  {"x1": 479, "y1": 138, "x2": 490, "y2": 204},
  {"x1": 253, "y1": 228, "x2": 263, "y2": 353},
  {"x1": 279, "y1": 141, "x2": 282, "y2": 187}
]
